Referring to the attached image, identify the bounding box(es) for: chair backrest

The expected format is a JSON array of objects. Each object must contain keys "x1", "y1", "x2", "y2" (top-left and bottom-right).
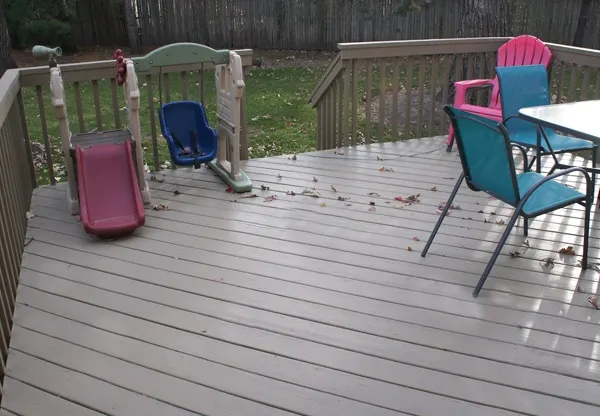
[
  {"x1": 488, "y1": 35, "x2": 552, "y2": 109},
  {"x1": 445, "y1": 106, "x2": 520, "y2": 206},
  {"x1": 496, "y1": 64, "x2": 551, "y2": 135}
]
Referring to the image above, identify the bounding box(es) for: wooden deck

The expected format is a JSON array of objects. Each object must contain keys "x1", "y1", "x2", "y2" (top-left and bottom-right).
[{"x1": 5, "y1": 136, "x2": 600, "y2": 415}]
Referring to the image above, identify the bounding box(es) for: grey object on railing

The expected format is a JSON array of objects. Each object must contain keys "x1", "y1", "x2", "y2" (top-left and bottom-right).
[{"x1": 32, "y1": 45, "x2": 63, "y2": 58}]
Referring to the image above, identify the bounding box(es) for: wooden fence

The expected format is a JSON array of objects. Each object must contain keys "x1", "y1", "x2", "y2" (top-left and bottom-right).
[{"x1": 69, "y1": 0, "x2": 600, "y2": 51}]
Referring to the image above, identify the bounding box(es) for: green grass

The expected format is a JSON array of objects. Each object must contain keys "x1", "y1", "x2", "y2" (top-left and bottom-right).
[{"x1": 21, "y1": 66, "x2": 323, "y2": 185}]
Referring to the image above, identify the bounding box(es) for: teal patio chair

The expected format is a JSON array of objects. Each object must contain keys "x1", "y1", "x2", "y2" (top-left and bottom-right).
[
  {"x1": 421, "y1": 107, "x2": 593, "y2": 298},
  {"x1": 496, "y1": 64, "x2": 597, "y2": 177}
]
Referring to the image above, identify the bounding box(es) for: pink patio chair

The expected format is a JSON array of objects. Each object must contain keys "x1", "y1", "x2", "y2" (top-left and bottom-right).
[{"x1": 445, "y1": 35, "x2": 553, "y2": 152}]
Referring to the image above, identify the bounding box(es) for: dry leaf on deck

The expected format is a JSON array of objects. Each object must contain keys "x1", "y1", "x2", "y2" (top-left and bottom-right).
[
  {"x1": 369, "y1": 201, "x2": 375, "y2": 206},
  {"x1": 173, "y1": 189, "x2": 181, "y2": 195},
  {"x1": 559, "y1": 246, "x2": 576, "y2": 256},
  {"x1": 261, "y1": 184, "x2": 270, "y2": 191},
  {"x1": 338, "y1": 196, "x2": 349, "y2": 201},
  {"x1": 495, "y1": 219, "x2": 506, "y2": 225},
  {"x1": 153, "y1": 203, "x2": 170, "y2": 211},
  {"x1": 539, "y1": 257, "x2": 555, "y2": 268},
  {"x1": 369, "y1": 207, "x2": 376, "y2": 212},
  {"x1": 430, "y1": 186, "x2": 437, "y2": 191},
  {"x1": 379, "y1": 167, "x2": 395, "y2": 172},
  {"x1": 320, "y1": 202, "x2": 327, "y2": 207},
  {"x1": 368, "y1": 192, "x2": 380, "y2": 197},
  {"x1": 276, "y1": 174, "x2": 283, "y2": 179},
  {"x1": 302, "y1": 188, "x2": 321, "y2": 197},
  {"x1": 588, "y1": 296, "x2": 599, "y2": 310},
  {"x1": 509, "y1": 251, "x2": 521, "y2": 258},
  {"x1": 313, "y1": 176, "x2": 318, "y2": 182},
  {"x1": 286, "y1": 190, "x2": 296, "y2": 196},
  {"x1": 407, "y1": 246, "x2": 413, "y2": 252},
  {"x1": 331, "y1": 185, "x2": 337, "y2": 192}
]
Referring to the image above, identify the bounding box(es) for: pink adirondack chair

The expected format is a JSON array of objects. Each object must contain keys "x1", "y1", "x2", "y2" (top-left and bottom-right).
[{"x1": 446, "y1": 35, "x2": 552, "y2": 152}]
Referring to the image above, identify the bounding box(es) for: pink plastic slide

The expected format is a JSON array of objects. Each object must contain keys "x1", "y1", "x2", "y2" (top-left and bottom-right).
[{"x1": 75, "y1": 140, "x2": 145, "y2": 237}]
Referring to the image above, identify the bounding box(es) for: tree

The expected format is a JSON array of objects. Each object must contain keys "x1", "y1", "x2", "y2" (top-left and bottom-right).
[
  {"x1": 0, "y1": 0, "x2": 16, "y2": 77},
  {"x1": 572, "y1": 0, "x2": 593, "y2": 47}
]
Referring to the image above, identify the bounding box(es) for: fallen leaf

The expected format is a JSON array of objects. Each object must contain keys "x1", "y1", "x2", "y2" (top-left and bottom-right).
[
  {"x1": 368, "y1": 206, "x2": 376, "y2": 212},
  {"x1": 478, "y1": 210, "x2": 484, "y2": 214},
  {"x1": 291, "y1": 154, "x2": 297, "y2": 160},
  {"x1": 320, "y1": 202, "x2": 327, "y2": 207},
  {"x1": 539, "y1": 257, "x2": 555, "y2": 268},
  {"x1": 173, "y1": 189, "x2": 181, "y2": 195},
  {"x1": 150, "y1": 174, "x2": 165, "y2": 183},
  {"x1": 26, "y1": 211, "x2": 35, "y2": 219},
  {"x1": 379, "y1": 167, "x2": 395, "y2": 172},
  {"x1": 369, "y1": 201, "x2": 375, "y2": 206},
  {"x1": 430, "y1": 186, "x2": 437, "y2": 191},
  {"x1": 588, "y1": 296, "x2": 599, "y2": 310},
  {"x1": 407, "y1": 246, "x2": 413, "y2": 251},
  {"x1": 337, "y1": 196, "x2": 349, "y2": 201},
  {"x1": 301, "y1": 188, "x2": 321, "y2": 197},
  {"x1": 395, "y1": 194, "x2": 421, "y2": 205},
  {"x1": 286, "y1": 190, "x2": 296, "y2": 196},
  {"x1": 331, "y1": 185, "x2": 337, "y2": 192},
  {"x1": 413, "y1": 237, "x2": 420, "y2": 241},
  {"x1": 495, "y1": 219, "x2": 505, "y2": 225},
  {"x1": 559, "y1": 246, "x2": 576, "y2": 256},
  {"x1": 153, "y1": 203, "x2": 169, "y2": 211},
  {"x1": 225, "y1": 187, "x2": 234, "y2": 193},
  {"x1": 276, "y1": 174, "x2": 283, "y2": 179},
  {"x1": 263, "y1": 195, "x2": 278, "y2": 202},
  {"x1": 368, "y1": 192, "x2": 380, "y2": 196},
  {"x1": 377, "y1": 155, "x2": 383, "y2": 161},
  {"x1": 313, "y1": 176, "x2": 318, "y2": 182},
  {"x1": 509, "y1": 251, "x2": 521, "y2": 258},
  {"x1": 523, "y1": 240, "x2": 530, "y2": 248},
  {"x1": 261, "y1": 184, "x2": 270, "y2": 191}
]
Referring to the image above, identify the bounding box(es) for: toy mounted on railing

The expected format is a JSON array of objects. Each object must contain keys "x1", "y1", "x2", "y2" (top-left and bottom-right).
[
  {"x1": 114, "y1": 49, "x2": 128, "y2": 86},
  {"x1": 32, "y1": 45, "x2": 63, "y2": 68}
]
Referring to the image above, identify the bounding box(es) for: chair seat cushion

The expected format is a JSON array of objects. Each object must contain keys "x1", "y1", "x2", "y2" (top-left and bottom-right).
[
  {"x1": 517, "y1": 172, "x2": 585, "y2": 216},
  {"x1": 510, "y1": 129, "x2": 596, "y2": 152},
  {"x1": 458, "y1": 104, "x2": 502, "y2": 119}
]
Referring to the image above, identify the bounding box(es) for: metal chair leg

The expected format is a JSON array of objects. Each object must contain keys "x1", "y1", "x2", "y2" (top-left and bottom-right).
[
  {"x1": 472, "y1": 209, "x2": 521, "y2": 297},
  {"x1": 421, "y1": 173, "x2": 464, "y2": 257},
  {"x1": 523, "y1": 217, "x2": 528, "y2": 236}
]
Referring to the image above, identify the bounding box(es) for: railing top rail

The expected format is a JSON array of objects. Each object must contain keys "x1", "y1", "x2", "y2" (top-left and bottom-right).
[
  {"x1": 546, "y1": 42, "x2": 600, "y2": 66},
  {"x1": 18, "y1": 49, "x2": 254, "y2": 87},
  {"x1": 0, "y1": 69, "x2": 20, "y2": 127},
  {"x1": 309, "y1": 54, "x2": 342, "y2": 106}
]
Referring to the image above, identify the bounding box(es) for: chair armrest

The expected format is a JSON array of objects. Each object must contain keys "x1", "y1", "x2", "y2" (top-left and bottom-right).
[
  {"x1": 454, "y1": 79, "x2": 494, "y2": 96},
  {"x1": 520, "y1": 167, "x2": 593, "y2": 205}
]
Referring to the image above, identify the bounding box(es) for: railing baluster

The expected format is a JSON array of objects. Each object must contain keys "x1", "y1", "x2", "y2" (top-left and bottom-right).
[
  {"x1": 580, "y1": 67, "x2": 591, "y2": 101},
  {"x1": 391, "y1": 58, "x2": 400, "y2": 141},
  {"x1": 336, "y1": 76, "x2": 343, "y2": 148},
  {"x1": 198, "y1": 63, "x2": 205, "y2": 104},
  {"x1": 91, "y1": 80, "x2": 103, "y2": 131},
  {"x1": 429, "y1": 56, "x2": 439, "y2": 137},
  {"x1": 342, "y1": 64, "x2": 351, "y2": 147},
  {"x1": 17, "y1": 92, "x2": 36, "y2": 189},
  {"x1": 403, "y1": 58, "x2": 414, "y2": 139},
  {"x1": 378, "y1": 60, "x2": 386, "y2": 142},
  {"x1": 146, "y1": 74, "x2": 160, "y2": 171},
  {"x1": 351, "y1": 59, "x2": 358, "y2": 146},
  {"x1": 35, "y1": 85, "x2": 55, "y2": 185},
  {"x1": 557, "y1": 62, "x2": 567, "y2": 104},
  {"x1": 440, "y1": 56, "x2": 450, "y2": 133},
  {"x1": 365, "y1": 60, "x2": 373, "y2": 143},
  {"x1": 73, "y1": 81, "x2": 85, "y2": 132},
  {"x1": 416, "y1": 57, "x2": 426, "y2": 138},
  {"x1": 568, "y1": 64, "x2": 578, "y2": 102},
  {"x1": 110, "y1": 78, "x2": 122, "y2": 129}
]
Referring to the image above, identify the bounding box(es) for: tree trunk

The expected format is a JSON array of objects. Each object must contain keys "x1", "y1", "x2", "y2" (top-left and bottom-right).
[
  {"x1": 124, "y1": 0, "x2": 140, "y2": 54},
  {"x1": 0, "y1": 0, "x2": 16, "y2": 78},
  {"x1": 572, "y1": 0, "x2": 593, "y2": 47}
]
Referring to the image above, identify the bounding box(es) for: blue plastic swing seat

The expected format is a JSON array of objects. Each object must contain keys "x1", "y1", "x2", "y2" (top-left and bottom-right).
[{"x1": 158, "y1": 101, "x2": 218, "y2": 166}]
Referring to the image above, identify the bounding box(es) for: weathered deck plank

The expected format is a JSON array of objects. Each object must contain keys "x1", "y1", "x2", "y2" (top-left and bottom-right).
[{"x1": 4, "y1": 137, "x2": 600, "y2": 415}]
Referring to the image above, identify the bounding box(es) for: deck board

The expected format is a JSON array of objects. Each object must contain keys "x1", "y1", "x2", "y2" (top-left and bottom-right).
[{"x1": 5, "y1": 136, "x2": 600, "y2": 415}]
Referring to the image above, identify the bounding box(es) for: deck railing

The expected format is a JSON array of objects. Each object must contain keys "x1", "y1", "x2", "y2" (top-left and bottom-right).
[
  {"x1": 0, "y1": 68, "x2": 36, "y2": 383},
  {"x1": 310, "y1": 38, "x2": 600, "y2": 150},
  {"x1": 18, "y1": 49, "x2": 253, "y2": 185}
]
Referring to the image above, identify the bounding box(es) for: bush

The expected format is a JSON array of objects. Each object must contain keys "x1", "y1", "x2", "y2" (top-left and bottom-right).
[{"x1": 17, "y1": 19, "x2": 76, "y2": 51}]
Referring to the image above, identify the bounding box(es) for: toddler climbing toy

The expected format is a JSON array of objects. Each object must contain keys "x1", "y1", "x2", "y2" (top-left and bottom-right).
[
  {"x1": 131, "y1": 43, "x2": 252, "y2": 192},
  {"x1": 33, "y1": 45, "x2": 151, "y2": 238}
]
